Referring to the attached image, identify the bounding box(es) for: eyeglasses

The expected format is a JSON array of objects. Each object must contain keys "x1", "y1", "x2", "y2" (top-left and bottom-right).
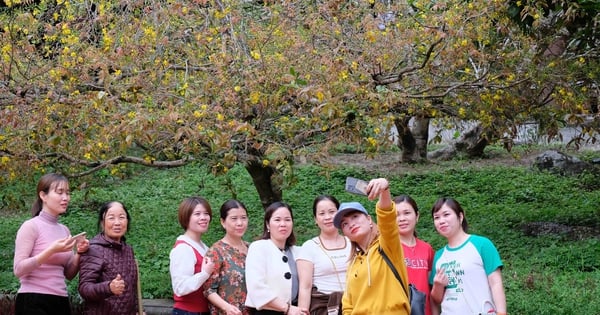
[{"x1": 282, "y1": 255, "x2": 288, "y2": 263}]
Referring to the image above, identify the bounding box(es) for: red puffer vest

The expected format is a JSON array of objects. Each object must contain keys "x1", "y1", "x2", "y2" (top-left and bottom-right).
[{"x1": 172, "y1": 240, "x2": 209, "y2": 313}]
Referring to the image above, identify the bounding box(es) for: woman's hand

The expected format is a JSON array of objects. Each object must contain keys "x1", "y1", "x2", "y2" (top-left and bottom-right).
[
  {"x1": 75, "y1": 237, "x2": 90, "y2": 254},
  {"x1": 430, "y1": 268, "x2": 449, "y2": 305},
  {"x1": 288, "y1": 305, "x2": 309, "y2": 315},
  {"x1": 433, "y1": 267, "x2": 449, "y2": 288},
  {"x1": 202, "y1": 256, "x2": 215, "y2": 275},
  {"x1": 366, "y1": 178, "x2": 390, "y2": 201},
  {"x1": 222, "y1": 304, "x2": 243, "y2": 315},
  {"x1": 109, "y1": 274, "x2": 126, "y2": 295},
  {"x1": 50, "y1": 236, "x2": 77, "y2": 254}
]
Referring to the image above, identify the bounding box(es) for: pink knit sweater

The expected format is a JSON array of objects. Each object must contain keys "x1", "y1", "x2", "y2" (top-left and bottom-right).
[{"x1": 13, "y1": 211, "x2": 74, "y2": 297}]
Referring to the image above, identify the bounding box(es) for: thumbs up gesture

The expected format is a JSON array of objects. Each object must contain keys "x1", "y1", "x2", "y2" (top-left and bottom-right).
[{"x1": 110, "y1": 274, "x2": 126, "y2": 295}]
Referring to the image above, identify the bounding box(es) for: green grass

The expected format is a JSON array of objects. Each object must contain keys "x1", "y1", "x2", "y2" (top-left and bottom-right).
[{"x1": 1, "y1": 155, "x2": 600, "y2": 314}]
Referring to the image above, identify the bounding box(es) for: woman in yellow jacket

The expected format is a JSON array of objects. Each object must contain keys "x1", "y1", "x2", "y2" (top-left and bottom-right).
[{"x1": 333, "y1": 178, "x2": 410, "y2": 315}]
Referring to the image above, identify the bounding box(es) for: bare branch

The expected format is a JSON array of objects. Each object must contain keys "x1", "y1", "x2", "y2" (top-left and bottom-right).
[
  {"x1": 39, "y1": 152, "x2": 192, "y2": 178},
  {"x1": 371, "y1": 36, "x2": 444, "y2": 85}
]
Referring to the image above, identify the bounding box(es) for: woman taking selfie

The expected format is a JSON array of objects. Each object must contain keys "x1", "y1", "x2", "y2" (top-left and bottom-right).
[{"x1": 333, "y1": 178, "x2": 410, "y2": 315}]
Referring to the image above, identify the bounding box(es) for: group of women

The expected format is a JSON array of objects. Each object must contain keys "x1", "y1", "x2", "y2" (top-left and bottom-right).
[{"x1": 13, "y1": 173, "x2": 507, "y2": 315}]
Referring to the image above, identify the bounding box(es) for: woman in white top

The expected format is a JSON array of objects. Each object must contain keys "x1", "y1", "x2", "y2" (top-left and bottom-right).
[
  {"x1": 245, "y1": 201, "x2": 308, "y2": 315},
  {"x1": 297, "y1": 195, "x2": 350, "y2": 315}
]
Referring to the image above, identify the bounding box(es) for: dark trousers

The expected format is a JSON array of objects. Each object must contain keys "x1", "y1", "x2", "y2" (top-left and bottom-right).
[
  {"x1": 248, "y1": 308, "x2": 284, "y2": 315},
  {"x1": 15, "y1": 293, "x2": 71, "y2": 315}
]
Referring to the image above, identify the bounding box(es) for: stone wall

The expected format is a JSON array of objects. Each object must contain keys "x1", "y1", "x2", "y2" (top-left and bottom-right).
[{"x1": 0, "y1": 295, "x2": 173, "y2": 315}]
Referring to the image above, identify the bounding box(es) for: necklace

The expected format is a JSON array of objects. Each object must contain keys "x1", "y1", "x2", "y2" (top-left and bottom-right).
[
  {"x1": 314, "y1": 237, "x2": 344, "y2": 291},
  {"x1": 401, "y1": 236, "x2": 417, "y2": 254},
  {"x1": 401, "y1": 236, "x2": 417, "y2": 247},
  {"x1": 319, "y1": 234, "x2": 346, "y2": 250}
]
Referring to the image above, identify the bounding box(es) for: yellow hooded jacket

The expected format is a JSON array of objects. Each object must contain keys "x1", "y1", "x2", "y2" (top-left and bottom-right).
[{"x1": 342, "y1": 202, "x2": 410, "y2": 315}]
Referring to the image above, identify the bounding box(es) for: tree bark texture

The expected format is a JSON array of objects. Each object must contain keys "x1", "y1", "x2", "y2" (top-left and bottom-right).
[
  {"x1": 244, "y1": 161, "x2": 283, "y2": 210},
  {"x1": 394, "y1": 116, "x2": 430, "y2": 163}
]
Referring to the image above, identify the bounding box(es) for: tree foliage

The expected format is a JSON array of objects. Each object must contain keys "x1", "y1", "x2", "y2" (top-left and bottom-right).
[{"x1": 1, "y1": 0, "x2": 598, "y2": 205}]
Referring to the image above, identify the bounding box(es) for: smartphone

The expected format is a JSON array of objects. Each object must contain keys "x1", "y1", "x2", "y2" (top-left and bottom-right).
[
  {"x1": 71, "y1": 232, "x2": 87, "y2": 243},
  {"x1": 345, "y1": 177, "x2": 369, "y2": 196}
]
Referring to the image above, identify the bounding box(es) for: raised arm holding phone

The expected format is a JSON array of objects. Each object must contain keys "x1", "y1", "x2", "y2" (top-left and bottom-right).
[{"x1": 334, "y1": 178, "x2": 411, "y2": 315}]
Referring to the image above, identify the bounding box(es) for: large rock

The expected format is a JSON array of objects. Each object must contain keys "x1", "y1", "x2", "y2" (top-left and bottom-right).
[{"x1": 533, "y1": 150, "x2": 596, "y2": 175}]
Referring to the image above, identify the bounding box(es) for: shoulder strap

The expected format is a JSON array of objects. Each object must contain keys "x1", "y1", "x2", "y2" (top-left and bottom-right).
[{"x1": 378, "y1": 246, "x2": 409, "y2": 298}]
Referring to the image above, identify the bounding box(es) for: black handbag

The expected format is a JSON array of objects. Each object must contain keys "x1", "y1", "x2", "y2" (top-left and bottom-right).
[{"x1": 379, "y1": 247, "x2": 426, "y2": 315}]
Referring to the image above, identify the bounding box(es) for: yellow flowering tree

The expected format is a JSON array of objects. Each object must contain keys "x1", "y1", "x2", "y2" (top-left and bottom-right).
[{"x1": 0, "y1": 0, "x2": 598, "y2": 206}]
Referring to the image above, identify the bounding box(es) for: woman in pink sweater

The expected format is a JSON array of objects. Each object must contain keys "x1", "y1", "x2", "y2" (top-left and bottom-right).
[{"x1": 13, "y1": 173, "x2": 89, "y2": 315}]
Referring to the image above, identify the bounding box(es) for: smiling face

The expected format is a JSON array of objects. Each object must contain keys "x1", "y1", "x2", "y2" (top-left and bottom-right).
[
  {"x1": 314, "y1": 199, "x2": 338, "y2": 233},
  {"x1": 433, "y1": 204, "x2": 464, "y2": 239},
  {"x1": 268, "y1": 207, "x2": 293, "y2": 246},
  {"x1": 396, "y1": 201, "x2": 418, "y2": 237},
  {"x1": 188, "y1": 204, "x2": 211, "y2": 235},
  {"x1": 221, "y1": 207, "x2": 248, "y2": 239},
  {"x1": 101, "y1": 202, "x2": 128, "y2": 242},
  {"x1": 340, "y1": 211, "x2": 372, "y2": 242},
  {"x1": 40, "y1": 181, "x2": 70, "y2": 216}
]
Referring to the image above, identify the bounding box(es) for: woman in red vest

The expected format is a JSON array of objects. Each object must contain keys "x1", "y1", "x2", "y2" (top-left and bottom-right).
[{"x1": 169, "y1": 197, "x2": 215, "y2": 315}]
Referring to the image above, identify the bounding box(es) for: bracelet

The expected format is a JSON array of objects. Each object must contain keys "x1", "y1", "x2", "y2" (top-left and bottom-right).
[{"x1": 284, "y1": 302, "x2": 290, "y2": 315}]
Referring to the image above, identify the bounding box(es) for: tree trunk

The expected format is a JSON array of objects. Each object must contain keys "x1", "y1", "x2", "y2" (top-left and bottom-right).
[
  {"x1": 394, "y1": 116, "x2": 429, "y2": 163},
  {"x1": 429, "y1": 124, "x2": 489, "y2": 160},
  {"x1": 244, "y1": 161, "x2": 283, "y2": 210}
]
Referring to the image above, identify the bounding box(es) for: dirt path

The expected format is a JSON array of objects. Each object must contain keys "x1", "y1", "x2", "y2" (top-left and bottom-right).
[{"x1": 320, "y1": 148, "x2": 542, "y2": 174}]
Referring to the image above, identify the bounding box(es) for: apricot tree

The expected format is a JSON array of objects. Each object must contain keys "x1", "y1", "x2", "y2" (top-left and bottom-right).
[{"x1": 1, "y1": 0, "x2": 597, "y2": 207}]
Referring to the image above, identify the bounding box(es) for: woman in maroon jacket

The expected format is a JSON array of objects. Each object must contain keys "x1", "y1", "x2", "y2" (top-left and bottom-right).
[{"x1": 78, "y1": 201, "x2": 143, "y2": 315}]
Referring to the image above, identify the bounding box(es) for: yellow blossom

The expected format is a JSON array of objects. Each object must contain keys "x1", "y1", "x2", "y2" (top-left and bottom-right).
[
  {"x1": 250, "y1": 91, "x2": 260, "y2": 104},
  {"x1": 250, "y1": 50, "x2": 261, "y2": 60},
  {"x1": 316, "y1": 91, "x2": 324, "y2": 101},
  {"x1": 339, "y1": 70, "x2": 349, "y2": 80},
  {"x1": 367, "y1": 137, "x2": 377, "y2": 147},
  {"x1": 262, "y1": 159, "x2": 270, "y2": 167}
]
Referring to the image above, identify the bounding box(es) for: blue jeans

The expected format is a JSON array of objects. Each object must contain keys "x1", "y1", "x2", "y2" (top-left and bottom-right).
[{"x1": 172, "y1": 308, "x2": 210, "y2": 315}]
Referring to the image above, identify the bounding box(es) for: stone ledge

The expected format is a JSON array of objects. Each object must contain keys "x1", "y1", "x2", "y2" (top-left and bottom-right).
[{"x1": 142, "y1": 299, "x2": 173, "y2": 315}]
